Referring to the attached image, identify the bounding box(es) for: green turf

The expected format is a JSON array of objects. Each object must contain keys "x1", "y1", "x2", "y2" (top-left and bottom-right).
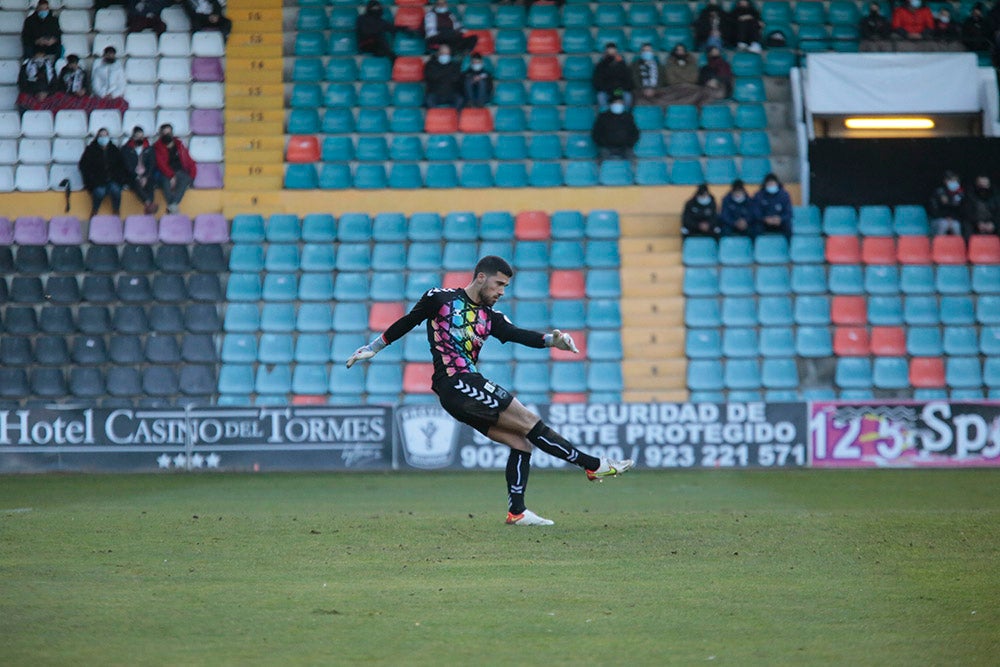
[{"x1": 2, "y1": 470, "x2": 998, "y2": 666}]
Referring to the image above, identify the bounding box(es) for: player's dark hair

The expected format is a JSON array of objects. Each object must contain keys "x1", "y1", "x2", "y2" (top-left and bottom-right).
[{"x1": 474, "y1": 255, "x2": 513, "y2": 278}]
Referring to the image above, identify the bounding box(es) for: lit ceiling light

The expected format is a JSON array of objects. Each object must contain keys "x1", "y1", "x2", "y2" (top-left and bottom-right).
[{"x1": 844, "y1": 117, "x2": 935, "y2": 130}]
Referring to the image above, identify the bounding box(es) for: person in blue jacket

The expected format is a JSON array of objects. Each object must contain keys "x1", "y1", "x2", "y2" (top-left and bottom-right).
[
  {"x1": 719, "y1": 179, "x2": 754, "y2": 236},
  {"x1": 751, "y1": 173, "x2": 792, "y2": 239}
]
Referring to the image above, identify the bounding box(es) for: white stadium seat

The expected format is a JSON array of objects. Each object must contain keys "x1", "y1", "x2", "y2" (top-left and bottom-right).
[
  {"x1": 0, "y1": 35, "x2": 20, "y2": 58},
  {"x1": 0, "y1": 164, "x2": 13, "y2": 191},
  {"x1": 157, "y1": 57, "x2": 191, "y2": 83},
  {"x1": 51, "y1": 137, "x2": 85, "y2": 163},
  {"x1": 158, "y1": 32, "x2": 191, "y2": 57},
  {"x1": 92, "y1": 33, "x2": 125, "y2": 57},
  {"x1": 18, "y1": 138, "x2": 52, "y2": 164},
  {"x1": 61, "y1": 33, "x2": 89, "y2": 59},
  {"x1": 94, "y1": 7, "x2": 126, "y2": 33},
  {"x1": 0, "y1": 10, "x2": 23, "y2": 33},
  {"x1": 156, "y1": 83, "x2": 190, "y2": 109},
  {"x1": 125, "y1": 58, "x2": 157, "y2": 83},
  {"x1": 60, "y1": 0, "x2": 94, "y2": 8},
  {"x1": 15, "y1": 164, "x2": 48, "y2": 191},
  {"x1": 123, "y1": 84, "x2": 156, "y2": 109},
  {"x1": 20, "y1": 110, "x2": 54, "y2": 137},
  {"x1": 190, "y1": 82, "x2": 224, "y2": 109},
  {"x1": 0, "y1": 84, "x2": 16, "y2": 109},
  {"x1": 122, "y1": 109, "x2": 156, "y2": 136},
  {"x1": 58, "y1": 9, "x2": 92, "y2": 33},
  {"x1": 161, "y1": 5, "x2": 191, "y2": 32},
  {"x1": 0, "y1": 0, "x2": 29, "y2": 11},
  {"x1": 88, "y1": 109, "x2": 122, "y2": 137},
  {"x1": 188, "y1": 135, "x2": 223, "y2": 162},
  {"x1": 49, "y1": 163, "x2": 83, "y2": 190},
  {"x1": 0, "y1": 59, "x2": 17, "y2": 85},
  {"x1": 0, "y1": 137, "x2": 16, "y2": 163},
  {"x1": 54, "y1": 109, "x2": 88, "y2": 137},
  {"x1": 0, "y1": 109, "x2": 19, "y2": 136},
  {"x1": 125, "y1": 32, "x2": 158, "y2": 57},
  {"x1": 191, "y1": 31, "x2": 225, "y2": 57},
  {"x1": 155, "y1": 109, "x2": 189, "y2": 137}
]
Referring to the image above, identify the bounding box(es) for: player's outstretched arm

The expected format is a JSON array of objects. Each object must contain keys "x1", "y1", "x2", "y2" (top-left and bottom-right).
[
  {"x1": 346, "y1": 335, "x2": 386, "y2": 368},
  {"x1": 345, "y1": 293, "x2": 433, "y2": 368},
  {"x1": 545, "y1": 329, "x2": 579, "y2": 354}
]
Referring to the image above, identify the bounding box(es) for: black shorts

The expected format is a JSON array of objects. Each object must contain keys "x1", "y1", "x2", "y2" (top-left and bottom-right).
[{"x1": 433, "y1": 372, "x2": 514, "y2": 436}]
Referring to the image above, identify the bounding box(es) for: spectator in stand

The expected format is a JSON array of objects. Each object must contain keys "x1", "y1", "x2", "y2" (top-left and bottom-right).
[
  {"x1": 730, "y1": 0, "x2": 763, "y2": 52},
  {"x1": 79, "y1": 128, "x2": 130, "y2": 217},
  {"x1": 630, "y1": 43, "x2": 665, "y2": 105},
  {"x1": 751, "y1": 173, "x2": 793, "y2": 239},
  {"x1": 682, "y1": 185, "x2": 721, "y2": 238},
  {"x1": 719, "y1": 179, "x2": 754, "y2": 237},
  {"x1": 182, "y1": 0, "x2": 232, "y2": 40},
  {"x1": 694, "y1": 0, "x2": 733, "y2": 51},
  {"x1": 424, "y1": 43, "x2": 463, "y2": 108},
  {"x1": 16, "y1": 48, "x2": 57, "y2": 111},
  {"x1": 91, "y1": 47, "x2": 127, "y2": 105},
  {"x1": 154, "y1": 123, "x2": 197, "y2": 214},
  {"x1": 423, "y1": 0, "x2": 477, "y2": 55},
  {"x1": 892, "y1": 0, "x2": 936, "y2": 42},
  {"x1": 20, "y1": 0, "x2": 60, "y2": 59},
  {"x1": 928, "y1": 170, "x2": 965, "y2": 235},
  {"x1": 961, "y1": 3, "x2": 995, "y2": 52},
  {"x1": 933, "y1": 7, "x2": 960, "y2": 43},
  {"x1": 58, "y1": 54, "x2": 88, "y2": 99},
  {"x1": 357, "y1": 0, "x2": 409, "y2": 61},
  {"x1": 859, "y1": 1, "x2": 892, "y2": 48},
  {"x1": 592, "y1": 42, "x2": 634, "y2": 110},
  {"x1": 121, "y1": 125, "x2": 159, "y2": 214},
  {"x1": 126, "y1": 0, "x2": 169, "y2": 36},
  {"x1": 462, "y1": 53, "x2": 493, "y2": 107},
  {"x1": 698, "y1": 46, "x2": 734, "y2": 101},
  {"x1": 661, "y1": 43, "x2": 706, "y2": 106},
  {"x1": 591, "y1": 95, "x2": 639, "y2": 161},
  {"x1": 962, "y1": 174, "x2": 998, "y2": 238}
]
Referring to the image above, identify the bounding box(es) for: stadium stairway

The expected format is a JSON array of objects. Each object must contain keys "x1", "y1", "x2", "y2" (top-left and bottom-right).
[{"x1": 619, "y1": 212, "x2": 688, "y2": 402}]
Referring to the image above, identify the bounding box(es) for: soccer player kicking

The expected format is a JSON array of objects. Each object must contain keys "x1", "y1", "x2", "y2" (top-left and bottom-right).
[{"x1": 346, "y1": 256, "x2": 633, "y2": 526}]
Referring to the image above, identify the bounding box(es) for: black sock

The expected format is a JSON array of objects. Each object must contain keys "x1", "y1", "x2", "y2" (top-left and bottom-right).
[
  {"x1": 526, "y1": 420, "x2": 601, "y2": 471},
  {"x1": 506, "y1": 449, "x2": 530, "y2": 515}
]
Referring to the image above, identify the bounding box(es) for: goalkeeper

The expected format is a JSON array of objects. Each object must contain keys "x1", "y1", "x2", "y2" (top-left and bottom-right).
[{"x1": 346, "y1": 255, "x2": 633, "y2": 526}]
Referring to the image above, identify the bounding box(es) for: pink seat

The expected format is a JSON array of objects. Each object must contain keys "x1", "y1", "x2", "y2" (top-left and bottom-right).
[
  {"x1": 88, "y1": 215, "x2": 123, "y2": 244},
  {"x1": 193, "y1": 162, "x2": 223, "y2": 189},
  {"x1": 123, "y1": 215, "x2": 158, "y2": 244},
  {"x1": 0, "y1": 217, "x2": 13, "y2": 245},
  {"x1": 48, "y1": 216, "x2": 83, "y2": 244},
  {"x1": 13, "y1": 216, "x2": 47, "y2": 245},
  {"x1": 190, "y1": 109, "x2": 223, "y2": 135},
  {"x1": 193, "y1": 213, "x2": 228, "y2": 243},
  {"x1": 191, "y1": 57, "x2": 224, "y2": 82},
  {"x1": 159, "y1": 214, "x2": 194, "y2": 244}
]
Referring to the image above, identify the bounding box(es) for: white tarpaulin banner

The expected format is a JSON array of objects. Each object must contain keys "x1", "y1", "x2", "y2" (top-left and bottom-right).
[{"x1": 805, "y1": 53, "x2": 981, "y2": 114}]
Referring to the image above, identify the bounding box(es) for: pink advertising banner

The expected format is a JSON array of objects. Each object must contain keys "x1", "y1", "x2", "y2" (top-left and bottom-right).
[{"x1": 810, "y1": 401, "x2": 1000, "y2": 468}]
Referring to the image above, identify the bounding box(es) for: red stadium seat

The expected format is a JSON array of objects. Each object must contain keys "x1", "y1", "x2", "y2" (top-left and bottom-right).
[
  {"x1": 552, "y1": 392, "x2": 588, "y2": 403},
  {"x1": 403, "y1": 363, "x2": 434, "y2": 393},
  {"x1": 910, "y1": 357, "x2": 945, "y2": 387},
  {"x1": 394, "y1": 0, "x2": 426, "y2": 6},
  {"x1": 528, "y1": 56, "x2": 561, "y2": 81},
  {"x1": 869, "y1": 326, "x2": 906, "y2": 356},
  {"x1": 458, "y1": 108, "x2": 493, "y2": 133},
  {"x1": 292, "y1": 395, "x2": 326, "y2": 405},
  {"x1": 550, "y1": 331, "x2": 586, "y2": 361},
  {"x1": 285, "y1": 135, "x2": 320, "y2": 163},
  {"x1": 861, "y1": 236, "x2": 896, "y2": 264},
  {"x1": 896, "y1": 235, "x2": 931, "y2": 264},
  {"x1": 527, "y1": 29, "x2": 560, "y2": 54},
  {"x1": 393, "y1": 7, "x2": 424, "y2": 30},
  {"x1": 370, "y1": 302, "x2": 405, "y2": 330},
  {"x1": 443, "y1": 271, "x2": 466, "y2": 288},
  {"x1": 932, "y1": 235, "x2": 967, "y2": 264},
  {"x1": 825, "y1": 235, "x2": 861, "y2": 264},
  {"x1": 550, "y1": 270, "x2": 585, "y2": 298},
  {"x1": 465, "y1": 30, "x2": 494, "y2": 55},
  {"x1": 515, "y1": 211, "x2": 551, "y2": 240},
  {"x1": 833, "y1": 327, "x2": 869, "y2": 356},
  {"x1": 968, "y1": 234, "x2": 1000, "y2": 263},
  {"x1": 424, "y1": 107, "x2": 458, "y2": 133},
  {"x1": 392, "y1": 56, "x2": 424, "y2": 82},
  {"x1": 831, "y1": 295, "x2": 866, "y2": 325}
]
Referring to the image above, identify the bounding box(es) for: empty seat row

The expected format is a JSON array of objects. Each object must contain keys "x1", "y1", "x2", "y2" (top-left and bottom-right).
[
  {"x1": 0, "y1": 109, "x2": 222, "y2": 141},
  {"x1": 0, "y1": 244, "x2": 227, "y2": 275},
  {"x1": 0, "y1": 303, "x2": 221, "y2": 335},
  {"x1": 0, "y1": 333, "x2": 218, "y2": 366},
  {"x1": 0, "y1": 365, "x2": 216, "y2": 399},
  {"x1": 0, "y1": 214, "x2": 229, "y2": 246},
  {"x1": 791, "y1": 205, "x2": 930, "y2": 236},
  {"x1": 0, "y1": 273, "x2": 222, "y2": 303}
]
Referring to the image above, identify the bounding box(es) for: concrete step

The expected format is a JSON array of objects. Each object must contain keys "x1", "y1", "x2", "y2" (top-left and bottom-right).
[
  {"x1": 620, "y1": 214, "x2": 680, "y2": 238},
  {"x1": 620, "y1": 236, "x2": 682, "y2": 254},
  {"x1": 622, "y1": 326, "x2": 686, "y2": 357},
  {"x1": 623, "y1": 389, "x2": 690, "y2": 402},
  {"x1": 621, "y1": 266, "x2": 683, "y2": 298},
  {"x1": 622, "y1": 359, "x2": 688, "y2": 390}
]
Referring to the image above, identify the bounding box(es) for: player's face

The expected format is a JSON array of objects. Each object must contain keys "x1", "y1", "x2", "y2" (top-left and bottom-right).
[{"x1": 475, "y1": 272, "x2": 509, "y2": 306}]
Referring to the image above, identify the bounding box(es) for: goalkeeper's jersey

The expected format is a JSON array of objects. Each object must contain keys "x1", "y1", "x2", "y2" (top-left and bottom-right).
[{"x1": 382, "y1": 288, "x2": 545, "y2": 385}]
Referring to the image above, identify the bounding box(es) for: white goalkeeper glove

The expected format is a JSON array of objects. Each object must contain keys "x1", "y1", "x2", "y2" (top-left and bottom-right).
[
  {"x1": 346, "y1": 335, "x2": 387, "y2": 368},
  {"x1": 545, "y1": 329, "x2": 579, "y2": 354}
]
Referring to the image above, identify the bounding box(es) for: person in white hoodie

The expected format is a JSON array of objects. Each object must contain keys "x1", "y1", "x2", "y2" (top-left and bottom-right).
[{"x1": 90, "y1": 46, "x2": 126, "y2": 101}]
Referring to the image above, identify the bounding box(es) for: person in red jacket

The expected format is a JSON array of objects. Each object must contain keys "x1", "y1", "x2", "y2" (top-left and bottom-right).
[
  {"x1": 153, "y1": 123, "x2": 196, "y2": 213},
  {"x1": 892, "y1": 0, "x2": 935, "y2": 40}
]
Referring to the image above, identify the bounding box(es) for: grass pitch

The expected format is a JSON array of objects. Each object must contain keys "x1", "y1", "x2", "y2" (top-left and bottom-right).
[{"x1": 2, "y1": 470, "x2": 998, "y2": 666}]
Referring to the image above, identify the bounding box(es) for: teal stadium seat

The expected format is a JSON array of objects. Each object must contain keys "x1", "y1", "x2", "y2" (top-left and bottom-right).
[
  {"x1": 529, "y1": 106, "x2": 561, "y2": 132},
  {"x1": 822, "y1": 205, "x2": 858, "y2": 234},
  {"x1": 285, "y1": 164, "x2": 318, "y2": 189},
  {"x1": 529, "y1": 163, "x2": 563, "y2": 187},
  {"x1": 599, "y1": 160, "x2": 633, "y2": 185},
  {"x1": 495, "y1": 30, "x2": 527, "y2": 54},
  {"x1": 828, "y1": 265, "x2": 864, "y2": 295},
  {"x1": 561, "y1": 28, "x2": 594, "y2": 54},
  {"x1": 733, "y1": 78, "x2": 766, "y2": 103},
  {"x1": 393, "y1": 83, "x2": 424, "y2": 107},
  {"x1": 636, "y1": 160, "x2": 670, "y2": 184},
  {"x1": 764, "y1": 49, "x2": 796, "y2": 76},
  {"x1": 701, "y1": 105, "x2": 734, "y2": 129},
  {"x1": 293, "y1": 58, "x2": 323, "y2": 82},
  {"x1": 731, "y1": 52, "x2": 763, "y2": 77},
  {"x1": 721, "y1": 297, "x2": 756, "y2": 326},
  {"x1": 685, "y1": 298, "x2": 722, "y2": 327},
  {"x1": 322, "y1": 109, "x2": 354, "y2": 133},
  {"x1": 661, "y1": 3, "x2": 693, "y2": 25},
  {"x1": 329, "y1": 8, "x2": 355, "y2": 30},
  {"x1": 705, "y1": 159, "x2": 738, "y2": 184},
  {"x1": 588, "y1": 362, "x2": 623, "y2": 392},
  {"x1": 318, "y1": 164, "x2": 350, "y2": 189},
  {"x1": 425, "y1": 135, "x2": 459, "y2": 161},
  {"x1": 797, "y1": 24, "x2": 830, "y2": 52},
  {"x1": 893, "y1": 205, "x2": 929, "y2": 234},
  {"x1": 973, "y1": 265, "x2": 1000, "y2": 293},
  {"x1": 494, "y1": 57, "x2": 527, "y2": 80},
  {"x1": 356, "y1": 137, "x2": 388, "y2": 161},
  {"x1": 296, "y1": 7, "x2": 328, "y2": 30},
  {"x1": 723, "y1": 328, "x2": 759, "y2": 358},
  {"x1": 829, "y1": 0, "x2": 861, "y2": 25},
  {"x1": 661, "y1": 27, "x2": 693, "y2": 51},
  {"x1": 494, "y1": 163, "x2": 529, "y2": 188},
  {"x1": 947, "y1": 357, "x2": 982, "y2": 389},
  {"x1": 688, "y1": 360, "x2": 724, "y2": 392},
  {"x1": 687, "y1": 329, "x2": 723, "y2": 359},
  {"x1": 529, "y1": 82, "x2": 561, "y2": 106},
  {"x1": 495, "y1": 81, "x2": 527, "y2": 106},
  {"x1": 359, "y1": 83, "x2": 390, "y2": 107},
  {"x1": 287, "y1": 109, "x2": 320, "y2": 134},
  {"x1": 223, "y1": 304, "x2": 259, "y2": 332},
  {"x1": 739, "y1": 131, "x2": 771, "y2": 156},
  {"x1": 290, "y1": 83, "x2": 322, "y2": 108},
  {"x1": 564, "y1": 81, "x2": 595, "y2": 105},
  {"x1": 628, "y1": 4, "x2": 659, "y2": 26},
  {"x1": 390, "y1": 136, "x2": 423, "y2": 161},
  {"x1": 552, "y1": 300, "x2": 586, "y2": 328},
  {"x1": 461, "y1": 163, "x2": 494, "y2": 188},
  {"x1": 528, "y1": 4, "x2": 559, "y2": 27},
  {"x1": 900, "y1": 265, "x2": 936, "y2": 294},
  {"x1": 587, "y1": 300, "x2": 620, "y2": 328},
  {"x1": 394, "y1": 33, "x2": 426, "y2": 56},
  {"x1": 324, "y1": 83, "x2": 355, "y2": 107},
  {"x1": 353, "y1": 164, "x2": 387, "y2": 189},
  {"x1": 633, "y1": 106, "x2": 662, "y2": 130},
  {"x1": 325, "y1": 58, "x2": 358, "y2": 82},
  {"x1": 943, "y1": 327, "x2": 977, "y2": 355},
  {"x1": 294, "y1": 32, "x2": 325, "y2": 57},
  {"x1": 389, "y1": 163, "x2": 423, "y2": 189},
  {"x1": 561, "y1": 5, "x2": 593, "y2": 27},
  {"x1": 327, "y1": 33, "x2": 357, "y2": 56},
  {"x1": 459, "y1": 135, "x2": 493, "y2": 160},
  {"x1": 321, "y1": 137, "x2": 354, "y2": 162},
  {"x1": 494, "y1": 108, "x2": 526, "y2": 132},
  {"x1": 831, "y1": 26, "x2": 860, "y2": 52},
  {"x1": 496, "y1": 5, "x2": 526, "y2": 28},
  {"x1": 759, "y1": 327, "x2": 794, "y2": 356},
  {"x1": 864, "y1": 265, "x2": 899, "y2": 295},
  {"x1": 463, "y1": 5, "x2": 493, "y2": 28},
  {"x1": 665, "y1": 105, "x2": 698, "y2": 130},
  {"x1": 300, "y1": 273, "x2": 334, "y2": 300},
  {"x1": 563, "y1": 56, "x2": 593, "y2": 80},
  {"x1": 357, "y1": 109, "x2": 388, "y2": 133},
  {"x1": 735, "y1": 104, "x2": 767, "y2": 129},
  {"x1": 670, "y1": 160, "x2": 704, "y2": 185},
  {"x1": 565, "y1": 162, "x2": 599, "y2": 187},
  {"x1": 359, "y1": 57, "x2": 392, "y2": 82},
  {"x1": 261, "y1": 303, "x2": 297, "y2": 332},
  {"x1": 668, "y1": 132, "x2": 701, "y2": 157},
  {"x1": 495, "y1": 135, "x2": 527, "y2": 160},
  {"x1": 758, "y1": 296, "x2": 794, "y2": 326},
  {"x1": 390, "y1": 109, "x2": 424, "y2": 133}
]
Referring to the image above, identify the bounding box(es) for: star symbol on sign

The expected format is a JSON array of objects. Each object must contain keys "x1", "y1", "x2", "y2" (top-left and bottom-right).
[
  {"x1": 190, "y1": 453, "x2": 205, "y2": 468},
  {"x1": 157, "y1": 454, "x2": 171, "y2": 469},
  {"x1": 173, "y1": 453, "x2": 187, "y2": 468},
  {"x1": 206, "y1": 453, "x2": 221, "y2": 468}
]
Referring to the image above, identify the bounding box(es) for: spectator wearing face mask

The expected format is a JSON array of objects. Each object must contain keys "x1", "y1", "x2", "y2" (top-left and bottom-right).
[
  {"x1": 424, "y1": 0, "x2": 477, "y2": 55},
  {"x1": 859, "y1": 2, "x2": 892, "y2": 50},
  {"x1": 126, "y1": 0, "x2": 169, "y2": 36},
  {"x1": 154, "y1": 123, "x2": 197, "y2": 214},
  {"x1": 682, "y1": 185, "x2": 721, "y2": 239},
  {"x1": 729, "y1": 0, "x2": 763, "y2": 52},
  {"x1": 961, "y1": 3, "x2": 994, "y2": 52},
  {"x1": 182, "y1": 0, "x2": 232, "y2": 39},
  {"x1": 424, "y1": 43, "x2": 463, "y2": 108},
  {"x1": 20, "y1": 0, "x2": 60, "y2": 59},
  {"x1": 462, "y1": 53, "x2": 493, "y2": 107},
  {"x1": 751, "y1": 174, "x2": 793, "y2": 239},
  {"x1": 719, "y1": 179, "x2": 754, "y2": 237},
  {"x1": 592, "y1": 42, "x2": 634, "y2": 110},
  {"x1": 79, "y1": 128, "x2": 130, "y2": 217},
  {"x1": 121, "y1": 125, "x2": 159, "y2": 214},
  {"x1": 928, "y1": 171, "x2": 965, "y2": 235},
  {"x1": 661, "y1": 43, "x2": 706, "y2": 106},
  {"x1": 698, "y1": 46, "x2": 734, "y2": 101},
  {"x1": 892, "y1": 0, "x2": 935, "y2": 41},
  {"x1": 91, "y1": 47, "x2": 127, "y2": 102},
  {"x1": 963, "y1": 174, "x2": 1000, "y2": 239},
  {"x1": 16, "y1": 48, "x2": 57, "y2": 111},
  {"x1": 58, "y1": 54, "x2": 88, "y2": 98},
  {"x1": 357, "y1": 0, "x2": 411, "y2": 61},
  {"x1": 933, "y1": 7, "x2": 960, "y2": 43},
  {"x1": 630, "y1": 43, "x2": 666, "y2": 105},
  {"x1": 591, "y1": 95, "x2": 639, "y2": 161},
  {"x1": 694, "y1": 0, "x2": 734, "y2": 50}
]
